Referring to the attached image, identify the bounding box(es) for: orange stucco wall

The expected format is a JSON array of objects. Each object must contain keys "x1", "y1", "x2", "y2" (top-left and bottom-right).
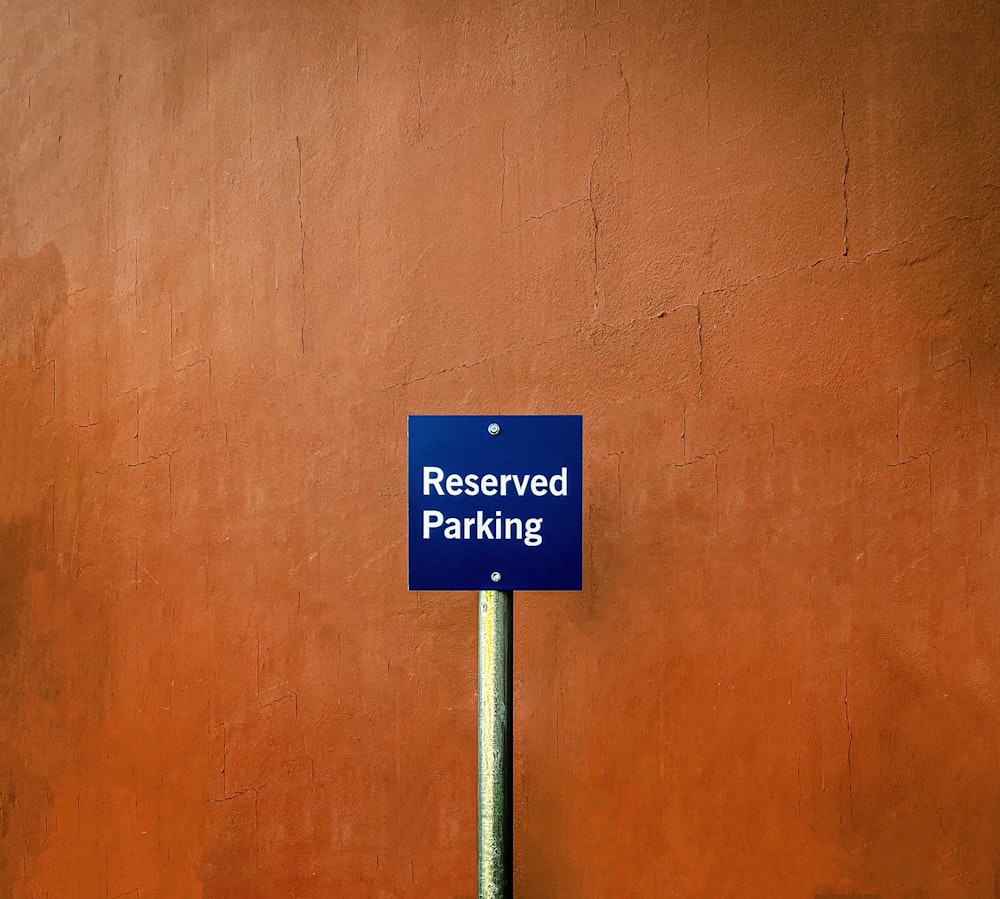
[{"x1": 2, "y1": 1, "x2": 999, "y2": 896}]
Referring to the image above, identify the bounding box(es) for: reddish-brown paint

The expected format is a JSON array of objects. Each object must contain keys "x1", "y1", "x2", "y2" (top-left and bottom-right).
[{"x1": 1, "y1": 1, "x2": 999, "y2": 896}]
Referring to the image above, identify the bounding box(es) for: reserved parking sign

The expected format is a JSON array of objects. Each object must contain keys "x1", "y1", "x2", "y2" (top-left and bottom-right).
[{"x1": 407, "y1": 415, "x2": 583, "y2": 591}]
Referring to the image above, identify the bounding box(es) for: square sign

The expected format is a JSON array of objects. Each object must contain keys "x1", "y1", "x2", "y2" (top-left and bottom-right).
[{"x1": 408, "y1": 415, "x2": 583, "y2": 591}]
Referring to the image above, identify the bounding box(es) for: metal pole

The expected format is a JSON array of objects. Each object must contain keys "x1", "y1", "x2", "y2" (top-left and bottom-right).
[{"x1": 478, "y1": 589, "x2": 513, "y2": 899}]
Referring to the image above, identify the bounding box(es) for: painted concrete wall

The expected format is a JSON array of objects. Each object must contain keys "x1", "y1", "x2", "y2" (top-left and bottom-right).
[{"x1": 1, "y1": 1, "x2": 998, "y2": 896}]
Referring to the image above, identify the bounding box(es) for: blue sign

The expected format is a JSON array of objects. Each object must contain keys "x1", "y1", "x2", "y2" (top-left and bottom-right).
[{"x1": 408, "y1": 415, "x2": 583, "y2": 591}]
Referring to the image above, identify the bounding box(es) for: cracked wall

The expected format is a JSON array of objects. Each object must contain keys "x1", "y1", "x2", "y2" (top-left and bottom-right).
[{"x1": 1, "y1": 0, "x2": 998, "y2": 896}]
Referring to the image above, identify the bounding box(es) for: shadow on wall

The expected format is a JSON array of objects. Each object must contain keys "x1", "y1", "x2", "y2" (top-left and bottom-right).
[
  {"x1": 0, "y1": 514, "x2": 58, "y2": 896},
  {"x1": 0, "y1": 241, "x2": 67, "y2": 527},
  {"x1": 0, "y1": 241, "x2": 68, "y2": 894}
]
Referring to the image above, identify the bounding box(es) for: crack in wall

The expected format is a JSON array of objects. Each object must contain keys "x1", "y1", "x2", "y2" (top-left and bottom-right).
[
  {"x1": 499, "y1": 122, "x2": 506, "y2": 233},
  {"x1": 896, "y1": 387, "x2": 899, "y2": 465},
  {"x1": 248, "y1": 86, "x2": 254, "y2": 163},
  {"x1": 670, "y1": 450, "x2": 723, "y2": 534},
  {"x1": 588, "y1": 150, "x2": 601, "y2": 311},
  {"x1": 209, "y1": 174, "x2": 216, "y2": 296},
  {"x1": 132, "y1": 387, "x2": 139, "y2": 462},
  {"x1": 388, "y1": 298, "x2": 707, "y2": 395},
  {"x1": 695, "y1": 304, "x2": 703, "y2": 398},
  {"x1": 98, "y1": 449, "x2": 176, "y2": 476},
  {"x1": 695, "y1": 208, "x2": 982, "y2": 303},
  {"x1": 930, "y1": 347, "x2": 972, "y2": 379},
  {"x1": 380, "y1": 331, "x2": 572, "y2": 391},
  {"x1": 30, "y1": 357, "x2": 56, "y2": 424},
  {"x1": 614, "y1": 53, "x2": 633, "y2": 161},
  {"x1": 296, "y1": 135, "x2": 306, "y2": 353},
  {"x1": 501, "y1": 197, "x2": 591, "y2": 234},
  {"x1": 174, "y1": 356, "x2": 212, "y2": 379},
  {"x1": 132, "y1": 239, "x2": 140, "y2": 314},
  {"x1": 46, "y1": 482, "x2": 55, "y2": 550},
  {"x1": 844, "y1": 669, "x2": 853, "y2": 820},
  {"x1": 425, "y1": 127, "x2": 474, "y2": 153},
  {"x1": 840, "y1": 90, "x2": 850, "y2": 258},
  {"x1": 926, "y1": 452, "x2": 934, "y2": 532},
  {"x1": 356, "y1": 209, "x2": 363, "y2": 309},
  {"x1": 705, "y1": 33, "x2": 712, "y2": 142},
  {"x1": 168, "y1": 299, "x2": 215, "y2": 375},
  {"x1": 720, "y1": 118, "x2": 769, "y2": 147},
  {"x1": 256, "y1": 635, "x2": 299, "y2": 715},
  {"x1": 416, "y1": 55, "x2": 425, "y2": 144},
  {"x1": 249, "y1": 260, "x2": 256, "y2": 353}
]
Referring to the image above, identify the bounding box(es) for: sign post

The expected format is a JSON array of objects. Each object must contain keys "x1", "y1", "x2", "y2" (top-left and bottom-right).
[
  {"x1": 478, "y1": 587, "x2": 513, "y2": 898},
  {"x1": 408, "y1": 415, "x2": 582, "y2": 899}
]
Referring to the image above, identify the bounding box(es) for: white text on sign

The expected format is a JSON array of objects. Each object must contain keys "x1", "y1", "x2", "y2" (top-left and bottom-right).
[
  {"x1": 422, "y1": 466, "x2": 568, "y2": 498},
  {"x1": 421, "y1": 466, "x2": 569, "y2": 547}
]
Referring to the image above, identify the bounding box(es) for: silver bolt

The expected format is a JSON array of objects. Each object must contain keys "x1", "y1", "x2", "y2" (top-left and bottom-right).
[
  {"x1": 487, "y1": 422, "x2": 501, "y2": 436},
  {"x1": 490, "y1": 571, "x2": 502, "y2": 583}
]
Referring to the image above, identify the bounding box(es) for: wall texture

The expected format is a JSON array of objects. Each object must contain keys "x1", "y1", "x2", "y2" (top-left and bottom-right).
[{"x1": 1, "y1": 1, "x2": 998, "y2": 896}]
